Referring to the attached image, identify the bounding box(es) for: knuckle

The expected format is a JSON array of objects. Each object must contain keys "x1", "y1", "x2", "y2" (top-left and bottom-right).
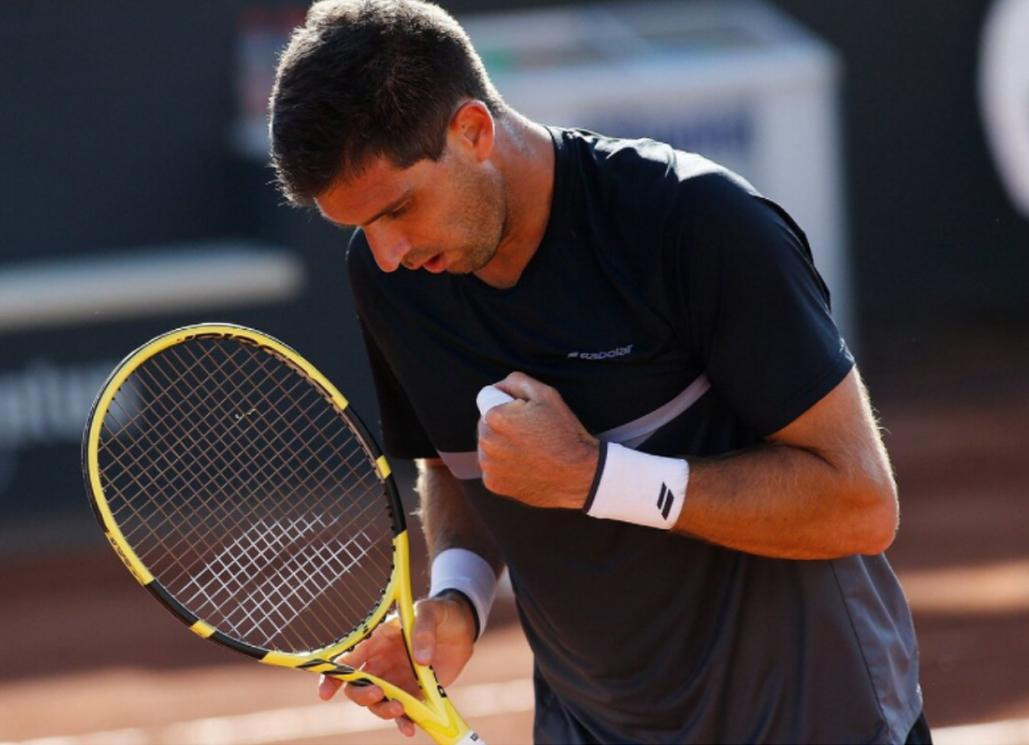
[
  {"x1": 479, "y1": 433, "x2": 504, "y2": 459},
  {"x1": 370, "y1": 702, "x2": 399, "y2": 720},
  {"x1": 483, "y1": 408, "x2": 511, "y2": 434},
  {"x1": 481, "y1": 469, "x2": 504, "y2": 493},
  {"x1": 345, "y1": 683, "x2": 381, "y2": 706},
  {"x1": 342, "y1": 687, "x2": 365, "y2": 705},
  {"x1": 411, "y1": 626, "x2": 435, "y2": 646}
]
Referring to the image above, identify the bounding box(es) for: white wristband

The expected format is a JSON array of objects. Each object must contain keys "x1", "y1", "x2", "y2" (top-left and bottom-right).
[
  {"x1": 583, "y1": 442, "x2": 689, "y2": 530},
  {"x1": 429, "y1": 548, "x2": 497, "y2": 639}
]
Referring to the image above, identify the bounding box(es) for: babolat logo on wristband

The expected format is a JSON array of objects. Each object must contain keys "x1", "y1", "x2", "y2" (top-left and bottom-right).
[
  {"x1": 657, "y1": 483, "x2": 675, "y2": 519},
  {"x1": 584, "y1": 442, "x2": 689, "y2": 530}
]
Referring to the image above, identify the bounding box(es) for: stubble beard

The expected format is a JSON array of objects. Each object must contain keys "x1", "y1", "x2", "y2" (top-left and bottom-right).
[{"x1": 448, "y1": 180, "x2": 507, "y2": 275}]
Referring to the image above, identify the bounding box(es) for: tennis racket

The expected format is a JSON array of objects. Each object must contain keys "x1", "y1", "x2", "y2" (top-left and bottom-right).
[{"x1": 82, "y1": 323, "x2": 481, "y2": 745}]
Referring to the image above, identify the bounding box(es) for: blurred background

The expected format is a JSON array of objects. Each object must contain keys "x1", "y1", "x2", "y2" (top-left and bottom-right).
[{"x1": 1, "y1": 0, "x2": 1027, "y2": 743}]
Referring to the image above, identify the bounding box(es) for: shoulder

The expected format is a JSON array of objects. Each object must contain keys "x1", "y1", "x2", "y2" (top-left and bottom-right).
[
  {"x1": 554, "y1": 127, "x2": 759, "y2": 219},
  {"x1": 554, "y1": 128, "x2": 809, "y2": 291},
  {"x1": 553, "y1": 126, "x2": 800, "y2": 261}
]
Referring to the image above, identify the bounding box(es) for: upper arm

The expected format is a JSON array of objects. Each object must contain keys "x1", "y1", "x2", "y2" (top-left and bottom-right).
[
  {"x1": 682, "y1": 180, "x2": 855, "y2": 436},
  {"x1": 767, "y1": 367, "x2": 887, "y2": 474},
  {"x1": 767, "y1": 367, "x2": 898, "y2": 546}
]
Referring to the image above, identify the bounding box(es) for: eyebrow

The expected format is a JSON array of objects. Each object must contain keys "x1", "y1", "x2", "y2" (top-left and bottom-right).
[{"x1": 329, "y1": 188, "x2": 413, "y2": 230}]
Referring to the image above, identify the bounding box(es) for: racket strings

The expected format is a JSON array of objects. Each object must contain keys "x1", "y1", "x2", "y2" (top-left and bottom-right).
[
  {"x1": 102, "y1": 353, "x2": 339, "y2": 593},
  {"x1": 106, "y1": 349, "x2": 391, "y2": 642},
  {"x1": 183, "y1": 518, "x2": 380, "y2": 645},
  {"x1": 155, "y1": 341, "x2": 394, "y2": 591},
  {"x1": 97, "y1": 336, "x2": 397, "y2": 653},
  {"x1": 104, "y1": 339, "x2": 393, "y2": 642},
  {"x1": 114, "y1": 348, "x2": 364, "y2": 562},
  {"x1": 107, "y1": 341, "x2": 381, "y2": 568}
]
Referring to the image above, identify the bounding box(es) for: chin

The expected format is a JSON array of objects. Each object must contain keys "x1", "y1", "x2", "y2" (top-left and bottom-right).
[
  {"x1": 469, "y1": 246, "x2": 500, "y2": 274},
  {"x1": 446, "y1": 253, "x2": 488, "y2": 276}
]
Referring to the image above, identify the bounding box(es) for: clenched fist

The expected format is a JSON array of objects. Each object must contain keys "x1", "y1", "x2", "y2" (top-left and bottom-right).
[{"x1": 476, "y1": 372, "x2": 599, "y2": 509}]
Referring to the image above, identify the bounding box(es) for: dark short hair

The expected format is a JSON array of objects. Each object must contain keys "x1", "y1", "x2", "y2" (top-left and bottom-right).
[{"x1": 269, "y1": 0, "x2": 507, "y2": 206}]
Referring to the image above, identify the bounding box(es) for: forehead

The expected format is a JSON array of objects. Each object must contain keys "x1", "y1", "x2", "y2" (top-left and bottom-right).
[{"x1": 315, "y1": 157, "x2": 427, "y2": 227}]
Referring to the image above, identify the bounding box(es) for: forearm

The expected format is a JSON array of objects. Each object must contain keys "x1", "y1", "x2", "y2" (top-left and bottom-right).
[
  {"x1": 677, "y1": 441, "x2": 896, "y2": 560},
  {"x1": 581, "y1": 369, "x2": 898, "y2": 560},
  {"x1": 417, "y1": 458, "x2": 504, "y2": 639},
  {"x1": 480, "y1": 369, "x2": 898, "y2": 561},
  {"x1": 416, "y1": 458, "x2": 504, "y2": 572}
]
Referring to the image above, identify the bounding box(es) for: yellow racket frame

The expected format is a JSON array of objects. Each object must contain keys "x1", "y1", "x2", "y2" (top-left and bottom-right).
[{"x1": 83, "y1": 323, "x2": 476, "y2": 745}]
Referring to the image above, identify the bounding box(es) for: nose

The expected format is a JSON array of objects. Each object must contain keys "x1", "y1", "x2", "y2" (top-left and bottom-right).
[{"x1": 364, "y1": 226, "x2": 410, "y2": 273}]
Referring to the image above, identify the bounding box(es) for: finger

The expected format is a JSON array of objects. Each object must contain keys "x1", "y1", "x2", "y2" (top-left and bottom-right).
[
  {"x1": 477, "y1": 421, "x2": 501, "y2": 462},
  {"x1": 477, "y1": 415, "x2": 492, "y2": 442},
  {"x1": 335, "y1": 640, "x2": 371, "y2": 669},
  {"x1": 396, "y1": 715, "x2": 416, "y2": 737},
  {"x1": 362, "y1": 659, "x2": 423, "y2": 698},
  {"x1": 410, "y1": 601, "x2": 440, "y2": 666},
  {"x1": 318, "y1": 674, "x2": 343, "y2": 701},
  {"x1": 496, "y1": 371, "x2": 549, "y2": 402},
  {"x1": 335, "y1": 619, "x2": 400, "y2": 667},
  {"x1": 343, "y1": 682, "x2": 385, "y2": 707},
  {"x1": 368, "y1": 698, "x2": 406, "y2": 721}
]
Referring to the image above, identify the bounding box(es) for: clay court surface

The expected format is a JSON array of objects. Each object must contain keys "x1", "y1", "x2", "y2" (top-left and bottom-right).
[{"x1": 2, "y1": 339, "x2": 1028, "y2": 745}]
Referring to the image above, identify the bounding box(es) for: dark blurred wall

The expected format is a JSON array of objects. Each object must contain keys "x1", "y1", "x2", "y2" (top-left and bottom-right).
[
  {"x1": 766, "y1": 0, "x2": 1029, "y2": 351},
  {"x1": 0, "y1": 3, "x2": 249, "y2": 257},
  {"x1": 2, "y1": 0, "x2": 1024, "y2": 340},
  {"x1": 1, "y1": 0, "x2": 1026, "y2": 539}
]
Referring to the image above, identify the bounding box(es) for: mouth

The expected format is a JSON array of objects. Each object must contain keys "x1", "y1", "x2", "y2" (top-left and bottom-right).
[{"x1": 420, "y1": 253, "x2": 447, "y2": 273}]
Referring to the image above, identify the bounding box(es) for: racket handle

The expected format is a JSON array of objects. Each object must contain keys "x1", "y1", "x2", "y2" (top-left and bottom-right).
[{"x1": 476, "y1": 385, "x2": 515, "y2": 416}]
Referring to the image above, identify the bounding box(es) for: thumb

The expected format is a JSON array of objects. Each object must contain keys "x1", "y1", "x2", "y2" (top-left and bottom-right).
[
  {"x1": 495, "y1": 371, "x2": 548, "y2": 403},
  {"x1": 411, "y1": 600, "x2": 440, "y2": 666},
  {"x1": 318, "y1": 674, "x2": 342, "y2": 700}
]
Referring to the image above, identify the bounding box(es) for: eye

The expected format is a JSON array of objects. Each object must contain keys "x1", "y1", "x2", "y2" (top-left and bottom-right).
[{"x1": 385, "y1": 199, "x2": 411, "y2": 221}]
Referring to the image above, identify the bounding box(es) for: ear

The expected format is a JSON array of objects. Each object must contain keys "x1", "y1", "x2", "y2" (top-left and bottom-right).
[{"x1": 448, "y1": 99, "x2": 495, "y2": 163}]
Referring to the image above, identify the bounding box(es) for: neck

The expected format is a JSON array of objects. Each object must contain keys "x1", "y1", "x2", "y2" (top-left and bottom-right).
[{"x1": 473, "y1": 113, "x2": 555, "y2": 289}]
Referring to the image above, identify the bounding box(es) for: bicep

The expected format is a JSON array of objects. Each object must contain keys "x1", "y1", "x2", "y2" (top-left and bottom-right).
[
  {"x1": 684, "y1": 186, "x2": 855, "y2": 436},
  {"x1": 767, "y1": 367, "x2": 896, "y2": 504}
]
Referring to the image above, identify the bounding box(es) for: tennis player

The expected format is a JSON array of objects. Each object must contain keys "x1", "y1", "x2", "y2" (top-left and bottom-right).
[{"x1": 269, "y1": 1, "x2": 930, "y2": 742}]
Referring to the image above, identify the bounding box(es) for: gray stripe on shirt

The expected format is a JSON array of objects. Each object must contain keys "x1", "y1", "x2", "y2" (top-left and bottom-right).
[{"x1": 437, "y1": 374, "x2": 710, "y2": 480}]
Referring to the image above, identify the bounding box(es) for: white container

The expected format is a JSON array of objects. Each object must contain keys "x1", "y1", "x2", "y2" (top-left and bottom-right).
[{"x1": 462, "y1": 0, "x2": 854, "y2": 346}]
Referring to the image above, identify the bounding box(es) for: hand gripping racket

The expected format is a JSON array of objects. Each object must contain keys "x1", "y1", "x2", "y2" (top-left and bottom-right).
[{"x1": 82, "y1": 323, "x2": 481, "y2": 745}]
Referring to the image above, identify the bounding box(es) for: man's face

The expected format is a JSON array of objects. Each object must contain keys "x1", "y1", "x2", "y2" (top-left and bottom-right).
[{"x1": 315, "y1": 144, "x2": 506, "y2": 275}]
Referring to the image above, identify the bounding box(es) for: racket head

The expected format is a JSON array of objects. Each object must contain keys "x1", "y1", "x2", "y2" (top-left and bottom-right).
[{"x1": 82, "y1": 323, "x2": 408, "y2": 663}]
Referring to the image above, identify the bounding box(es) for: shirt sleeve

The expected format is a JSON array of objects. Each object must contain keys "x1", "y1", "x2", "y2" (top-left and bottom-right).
[
  {"x1": 347, "y1": 231, "x2": 437, "y2": 459},
  {"x1": 683, "y1": 175, "x2": 854, "y2": 436},
  {"x1": 356, "y1": 314, "x2": 437, "y2": 459}
]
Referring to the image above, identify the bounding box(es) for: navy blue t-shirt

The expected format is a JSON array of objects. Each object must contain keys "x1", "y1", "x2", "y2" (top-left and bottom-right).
[{"x1": 348, "y1": 128, "x2": 921, "y2": 743}]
